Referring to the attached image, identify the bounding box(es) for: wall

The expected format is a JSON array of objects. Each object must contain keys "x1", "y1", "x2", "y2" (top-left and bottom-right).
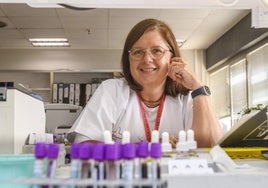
[
  {"x1": 0, "y1": 49, "x2": 122, "y2": 72},
  {"x1": 0, "y1": 48, "x2": 207, "y2": 78}
]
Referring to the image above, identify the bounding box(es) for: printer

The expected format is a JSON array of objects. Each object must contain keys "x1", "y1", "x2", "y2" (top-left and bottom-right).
[{"x1": 45, "y1": 103, "x2": 82, "y2": 134}]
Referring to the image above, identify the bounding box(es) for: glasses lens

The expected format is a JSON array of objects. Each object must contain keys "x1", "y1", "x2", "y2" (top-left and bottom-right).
[
  {"x1": 150, "y1": 46, "x2": 166, "y2": 59},
  {"x1": 129, "y1": 46, "x2": 169, "y2": 60},
  {"x1": 131, "y1": 49, "x2": 145, "y2": 59}
]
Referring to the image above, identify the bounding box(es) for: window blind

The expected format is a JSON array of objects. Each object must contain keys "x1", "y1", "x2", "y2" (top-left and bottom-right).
[
  {"x1": 210, "y1": 66, "x2": 230, "y2": 118},
  {"x1": 247, "y1": 44, "x2": 268, "y2": 107},
  {"x1": 230, "y1": 59, "x2": 247, "y2": 124}
]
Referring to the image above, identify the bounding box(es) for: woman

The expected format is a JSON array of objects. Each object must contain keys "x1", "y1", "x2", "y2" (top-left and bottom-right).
[{"x1": 70, "y1": 18, "x2": 223, "y2": 148}]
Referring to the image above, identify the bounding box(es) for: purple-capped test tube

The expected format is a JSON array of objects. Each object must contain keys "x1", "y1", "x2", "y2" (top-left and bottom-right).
[
  {"x1": 46, "y1": 143, "x2": 59, "y2": 188},
  {"x1": 137, "y1": 141, "x2": 149, "y2": 179},
  {"x1": 150, "y1": 142, "x2": 162, "y2": 180},
  {"x1": 33, "y1": 143, "x2": 47, "y2": 188},
  {"x1": 46, "y1": 143, "x2": 59, "y2": 179},
  {"x1": 104, "y1": 142, "x2": 122, "y2": 182},
  {"x1": 121, "y1": 142, "x2": 136, "y2": 181},
  {"x1": 92, "y1": 143, "x2": 106, "y2": 183},
  {"x1": 78, "y1": 143, "x2": 93, "y2": 179},
  {"x1": 33, "y1": 142, "x2": 47, "y2": 179},
  {"x1": 70, "y1": 143, "x2": 81, "y2": 179}
]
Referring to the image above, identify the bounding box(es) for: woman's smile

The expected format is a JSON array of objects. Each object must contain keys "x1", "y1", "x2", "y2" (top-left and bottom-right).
[{"x1": 139, "y1": 67, "x2": 158, "y2": 73}]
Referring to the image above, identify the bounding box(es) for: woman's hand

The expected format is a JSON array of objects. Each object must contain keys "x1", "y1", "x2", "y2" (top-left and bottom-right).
[{"x1": 168, "y1": 57, "x2": 202, "y2": 90}]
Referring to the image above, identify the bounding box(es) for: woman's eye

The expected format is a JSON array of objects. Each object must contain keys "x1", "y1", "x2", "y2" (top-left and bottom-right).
[
  {"x1": 151, "y1": 48, "x2": 162, "y2": 54},
  {"x1": 134, "y1": 50, "x2": 144, "y2": 55}
]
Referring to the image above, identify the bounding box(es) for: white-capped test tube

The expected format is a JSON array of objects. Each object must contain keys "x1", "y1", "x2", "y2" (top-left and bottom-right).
[
  {"x1": 161, "y1": 132, "x2": 172, "y2": 156},
  {"x1": 176, "y1": 130, "x2": 188, "y2": 158},
  {"x1": 186, "y1": 129, "x2": 198, "y2": 157}
]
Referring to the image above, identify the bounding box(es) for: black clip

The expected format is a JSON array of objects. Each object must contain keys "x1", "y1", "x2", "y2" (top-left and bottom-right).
[{"x1": 0, "y1": 82, "x2": 7, "y2": 101}]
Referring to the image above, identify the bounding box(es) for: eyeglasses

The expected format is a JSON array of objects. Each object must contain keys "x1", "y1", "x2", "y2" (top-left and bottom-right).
[{"x1": 128, "y1": 46, "x2": 171, "y2": 61}]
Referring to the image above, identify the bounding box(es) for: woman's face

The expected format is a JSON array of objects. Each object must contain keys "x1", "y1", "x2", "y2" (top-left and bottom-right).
[{"x1": 129, "y1": 30, "x2": 172, "y2": 89}]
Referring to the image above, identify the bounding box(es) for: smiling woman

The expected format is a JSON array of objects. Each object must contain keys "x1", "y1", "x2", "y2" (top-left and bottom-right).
[{"x1": 70, "y1": 18, "x2": 223, "y2": 148}]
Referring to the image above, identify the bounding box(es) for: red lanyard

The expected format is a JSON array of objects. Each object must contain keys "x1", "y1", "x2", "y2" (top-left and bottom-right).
[{"x1": 137, "y1": 92, "x2": 166, "y2": 142}]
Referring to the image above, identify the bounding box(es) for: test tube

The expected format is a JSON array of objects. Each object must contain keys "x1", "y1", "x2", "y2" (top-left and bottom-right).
[
  {"x1": 92, "y1": 143, "x2": 106, "y2": 187},
  {"x1": 186, "y1": 129, "x2": 198, "y2": 157},
  {"x1": 136, "y1": 141, "x2": 149, "y2": 181},
  {"x1": 121, "y1": 142, "x2": 136, "y2": 181},
  {"x1": 46, "y1": 143, "x2": 60, "y2": 188},
  {"x1": 161, "y1": 132, "x2": 172, "y2": 157},
  {"x1": 150, "y1": 143, "x2": 162, "y2": 180},
  {"x1": 46, "y1": 143, "x2": 59, "y2": 178},
  {"x1": 176, "y1": 130, "x2": 188, "y2": 158},
  {"x1": 78, "y1": 143, "x2": 93, "y2": 180},
  {"x1": 33, "y1": 142, "x2": 47, "y2": 188},
  {"x1": 104, "y1": 142, "x2": 122, "y2": 187},
  {"x1": 69, "y1": 143, "x2": 81, "y2": 188}
]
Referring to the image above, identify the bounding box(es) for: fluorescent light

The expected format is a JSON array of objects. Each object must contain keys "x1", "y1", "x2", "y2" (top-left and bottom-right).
[
  {"x1": 27, "y1": 3, "x2": 62, "y2": 8},
  {"x1": 31, "y1": 42, "x2": 70, "y2": 47},
  {"x1": 29, "y1": 38, "x2": 70, "y2": 47}
]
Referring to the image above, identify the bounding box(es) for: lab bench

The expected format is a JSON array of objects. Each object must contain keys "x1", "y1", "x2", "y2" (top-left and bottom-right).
[{"x1": 5, "y1": 149, "x2": 268, "y2": 188}]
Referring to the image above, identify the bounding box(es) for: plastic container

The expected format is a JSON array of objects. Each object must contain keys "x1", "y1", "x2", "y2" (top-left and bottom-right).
[{"x1": 0, "y1": 154, "x2": 35, "y2": 188}]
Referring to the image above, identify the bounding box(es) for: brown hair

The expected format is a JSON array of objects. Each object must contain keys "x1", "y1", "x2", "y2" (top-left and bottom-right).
[{"x1": 121, "y1": 18, "x2": 189, "y2": 97}]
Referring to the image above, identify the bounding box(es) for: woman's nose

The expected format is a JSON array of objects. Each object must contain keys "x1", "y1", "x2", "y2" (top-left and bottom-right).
[{"x1": 142, "y1": 50, "x2": 154, "y2": 61}]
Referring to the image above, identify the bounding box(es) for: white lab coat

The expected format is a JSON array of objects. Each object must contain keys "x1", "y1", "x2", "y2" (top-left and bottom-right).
[{"x1": 70, "y1": 78, "x2": 193, "y2": 142}]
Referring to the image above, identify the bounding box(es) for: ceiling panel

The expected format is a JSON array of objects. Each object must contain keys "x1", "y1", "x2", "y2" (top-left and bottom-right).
[
  {"x1": 0, "y1": 17, "x2": 15, "y2": 28},
  {"x1": 0, "y1": 8, "x2": 4, "y2": 16},
  {"x1": 21, "y1": 28, "x2": 66, "y2": 38},
  {"x1": 0, "y1": 28, "x2": 23, "y2": 38},
  {"x1": 0, "y1": 38, "x2": 32, "y2": 48},
  {"x1": 9, "y1": 16, "x2": 62, "y2": 28},
  {"x1": 0, "y1": 3, "x2": 251, "y2": 50},
  {"x1": 60, "y1": 16, "x2": 108, "y2": 29},
  {"x1": 0, "y1": 4, "x2": 58, "y2": 16},
  {"x1": 183, "y1": 9, "x2": 249, "y2": 49}
]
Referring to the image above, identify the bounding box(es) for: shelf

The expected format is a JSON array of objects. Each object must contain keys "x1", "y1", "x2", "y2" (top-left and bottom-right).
[
  {"x1": 31, "y1": 88, "x2": 50, "y2": 91},
  {"x1": 0, "y1": 70, "x2": 118, "y2": 103}
]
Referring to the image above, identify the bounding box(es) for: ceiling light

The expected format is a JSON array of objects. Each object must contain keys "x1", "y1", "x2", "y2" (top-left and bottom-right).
[
  {"x1": 217, "y1": 0, "x2": 238, "y2": 6},
  {"x1": 261, "y1": 0, "x2": 268, "y2": 8},
  {"x1": 176, "y1": 39, "x2": 186, "y2": 47},
  {"x1": 29, "y1": 38, "x2": 70, "y2": 47},
  {"x1": 27, "y1": 3, "x2": 62, "y2": 8}
]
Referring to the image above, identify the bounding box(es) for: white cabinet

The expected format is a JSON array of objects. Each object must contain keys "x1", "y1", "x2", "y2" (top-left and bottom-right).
[{"x1": 0, "y1": 88, "x2": 46, "y2": 154}]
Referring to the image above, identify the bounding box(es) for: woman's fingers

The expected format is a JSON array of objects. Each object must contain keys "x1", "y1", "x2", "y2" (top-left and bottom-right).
[
  {"x1": 168, "y1": 57, "x2": 202, "y2": 90},
  {"x1": 169, "y1": 135, "x2": 178, "y2": 148}
]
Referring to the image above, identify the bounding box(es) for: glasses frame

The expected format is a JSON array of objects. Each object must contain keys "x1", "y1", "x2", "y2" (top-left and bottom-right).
[{"x1": 128, "y1": 46, "x2": 172, "y2": 61}]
